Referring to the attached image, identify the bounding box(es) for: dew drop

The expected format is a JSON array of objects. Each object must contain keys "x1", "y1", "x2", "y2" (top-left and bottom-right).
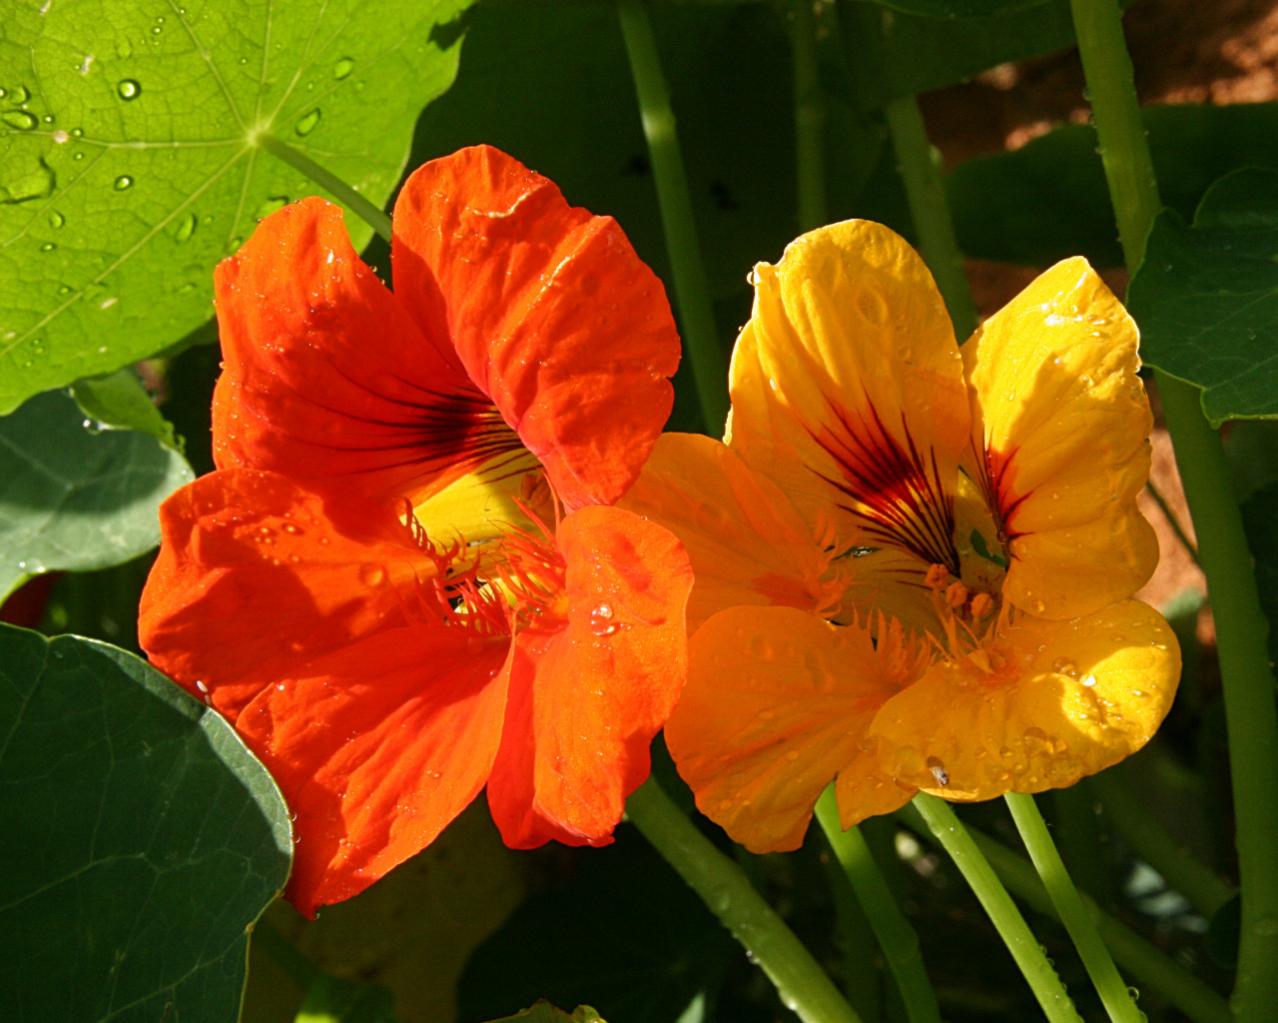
[
  {"x1": 2, "y1": 110, "x2": 38, "y2": 131},
  {"x1": 360, "y1": 564, "x2": 386, "y2": 587},
  {"x1": 39, "y1": 241, "x2": 55, "y2": 252},
  {"x1": 1051, "y1": 657, "x2": 1078, "y2": 678},
  {"x1": 113, "y1": 174, "x2": 133, "y2": 190},
  {"x1": 254, "y1": 195, "x2": 288, "y2": 220},
  {"x1": 11, "y1": 85, "x2": 30, "y2": 104},
  {"x1": 116, "y1": 78, "x2": 141, "y2": 100},
  {"x1": 174, "y1": 210, "x2": 196, "y2": 242},
  {"x1": 194, "y1": 679, "x2": 209, "y2": 694},
  {"x1": 294, "y1": 108, "x2": 321, "y2": 136},
  {"x1": 51, "y1": 128, "x2": 69, "y2": 144},
  {"x1": 589, "y1": 602, "x2": 618, "y2": 636},
  {"x1": 333, "y1": 56, "x2": 355, "y2": 80},
  {"x1": 1081, "y1": 674, "x2": 1097, "y2": 688}
]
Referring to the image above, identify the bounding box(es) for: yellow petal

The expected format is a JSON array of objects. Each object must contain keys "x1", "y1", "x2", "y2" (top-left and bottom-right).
[
  {"x1": 666, "y1": 606, "x2": 904, "y2": 852},
  {"x1": 727, "y1": 221, "x2": 970, "y2": 568},
  {"x1": 620, "y1": 433, "x2": 840, "y2": 630},
  {"x1": 869, "y1": 600, "x2": 1180, "y2": 801},
  {"x1": 412, "y1": 448, "x2": 548, "y2": 545},
  {"x1": 963, "y1": 258, "x2": 1157, "y2": 619}
]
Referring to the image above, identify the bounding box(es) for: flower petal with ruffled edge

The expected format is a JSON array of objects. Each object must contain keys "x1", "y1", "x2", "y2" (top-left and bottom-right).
[
  {"x1": 486, "y1": 506, "x2": 692, "y2": 847},
  {"x1": 235, "y1": 624, "x2": 511, "y2": 915},
  {"x1": 666, "y1": 606, "x2": 913, "y2": 852},
  {"x1": 963, "y1": 258, "x2": 1158, "y2": 620},
  {"x1": 139, "y1": 469, "x2": 438, "y2": 722},
  {"x1": 211, "y1": 199, "x2": 511, "y2": 511},
  {"x1": 620, "y1": 433, "x2": 840, "y2": 631},
  {"x1": 868, "y1": 600, "x2": 1180, "y2": 801},
  {"x1": 392, "y1": 145, "x2": 680, "y2": 511},
  {"x1": 727, "y1": 221, "x2": 970, "y2": 570}
]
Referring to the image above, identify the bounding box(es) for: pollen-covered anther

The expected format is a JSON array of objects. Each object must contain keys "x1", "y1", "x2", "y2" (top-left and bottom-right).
[
  {"x1": 924, "y1": 563, "x2": 950, "y2": 590},
  {"x1": 969, "y1": 592, "x2": 995, "y2": 620},
  {"x1": 945, "y1": 581, "x2": 968, "y2": 609}
]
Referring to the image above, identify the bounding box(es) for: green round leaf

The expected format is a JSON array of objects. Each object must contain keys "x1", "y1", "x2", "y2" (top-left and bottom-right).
[
  {"x1": 1128, "y1": 168, "x2": 1278, "y2": 425},
  {"x1": 0, "y1": 625, "x2": 293, "y2": 1022},
  {"x1": 0, "y1": 389, "x2": 192, "y2": 600},
  {"x1": 0, "y1": 0, "x2": 471, "y2": 414}
]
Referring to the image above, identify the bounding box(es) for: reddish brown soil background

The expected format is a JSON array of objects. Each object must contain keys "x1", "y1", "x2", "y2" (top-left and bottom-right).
[{"x1": 920, "y1": 0, "x2": 1278, "y2": 621}]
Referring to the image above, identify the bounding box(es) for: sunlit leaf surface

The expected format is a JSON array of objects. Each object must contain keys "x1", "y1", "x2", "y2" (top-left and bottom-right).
[
  {"x1": 0, "y1": 624, "x2": 292, "y2": 1023},
  {"x1": 0, "y1": 0, "x2": 470, "y2": 413}
]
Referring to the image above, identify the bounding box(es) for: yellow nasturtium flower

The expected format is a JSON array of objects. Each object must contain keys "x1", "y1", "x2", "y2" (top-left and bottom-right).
[{"x1": 624, "y1": 221, "x2": 1181, "y2": 852}]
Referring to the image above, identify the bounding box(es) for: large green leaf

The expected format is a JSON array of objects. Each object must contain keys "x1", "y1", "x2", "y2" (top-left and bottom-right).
[
  {"x1": 0, "y1": 389, "x2": 192, "y2": 600},
  {"x1": 0, "y1": 0, "x2": 470, "y2": 414},
  {"x1": 0, "y1": 624, "x2": 293, "y2": 1023},
  {"x1": 1127, "y1": 168, "x2": 1278, "y2": 425},
  {"x1": 846, "y1": 0, "x2": 1085, "y2": 106},
  {"x1": 948, "y1": 104, "x2": 1278, "y2": 268}
]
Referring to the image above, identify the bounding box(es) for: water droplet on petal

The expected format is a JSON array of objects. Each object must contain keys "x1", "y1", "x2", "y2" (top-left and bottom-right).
[{"x1": 360, "y1": 564, "x2": 386, "y2": 587}]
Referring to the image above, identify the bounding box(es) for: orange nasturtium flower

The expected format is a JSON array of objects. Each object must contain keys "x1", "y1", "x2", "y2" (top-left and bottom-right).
[
  {"x1": 623, "y1": 220, "x2": 1180, "y2": 852},
  {"x1": 138, "y1": 146, "x2": 693, "y2": 914}
]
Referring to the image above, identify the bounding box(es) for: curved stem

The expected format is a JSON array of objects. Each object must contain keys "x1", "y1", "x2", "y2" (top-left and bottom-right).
[
  {"x1": 815, "y1": 789, "x2": 941, "y2": 1023},
  {"x1": 896, "y1": 805, "x2": 1232, "y2": 1023},
  {"x1": 257, "y1": 134, "x2": 392, "y2": 243},
  {"x1": 880, "y1": 95, "x2": 977, "y2": 340},
  {"x1": 626, "y1": 778, "x2": 862, "y2": 1023},
  {"x1": 911, "y1": 794, "x2": 1082, "y2": 1022},
  {"x1": 1005, "y1": 793, "x2": 1142, "y2": 1023},
  {"x1": 616, "y1": 0, "x2": 729, "y2": 434},
  {"x1": 1069, "y1": 2, "x2": 1278, "y2": 1016}
]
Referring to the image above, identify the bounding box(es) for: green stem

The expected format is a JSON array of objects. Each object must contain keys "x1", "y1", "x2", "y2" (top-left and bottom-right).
[
  {"x1": 911, "y1": 794, "x2": 1082, "y2": 1022},
  {"x1": 1069, "y1": 2, "x2": 1278, "y2": 1015},
  {"x1": 880, "y1": 95, "x2": 978, "y2": 340},
  {"x1": 815, "y1": 789, "x2": 941, "y2": 1023},
  {"x1": 897, "y1": 806, "x2": 1233, "y2": 1023},
  {"x1": 1091, "y1": 770, "x2": 1235, "y2": 918},
  {"x1": 626, "y1": 778, "x2": 862, "y2": 1023},
  {"x1": 616, "y1": 0, "x2": 729, "y2": 434},
  {"x1": 1005, "y1": 793, "x2": 1142, "y2": 1023},
  {"x1": 257, "y1": 134, "x2": 392, "y2": 243},
  {"x1": 790, "y1": 0, "x2": 828, "y2": 231},
  {"x1": 1144, "y1": 480, "x2": 1202, "y2": 567},
  {"x1": 813, "y1": 834, "x2": 884, "y2": 1021}
]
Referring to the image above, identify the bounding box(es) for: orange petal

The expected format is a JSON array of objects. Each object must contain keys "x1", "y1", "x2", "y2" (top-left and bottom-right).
[
  {"x1": 666, "y1": 607, "x2": 904, "y2": 852},
  {"x1": 212, "y1": 198, "x2": 514, "y2": 508},
  {"x1": 486, "y1": 506, "x2": 693, "y2": 847},
  {"x1": 869, "y1": 600, "x2": 1180, "y2": 801},
  {"x1": 727, "y1": 221, "x2": 970, "y2": 566},
  {"x1": 235, "y1": 624, "x2": 510, "y2": 915},
  {"x1": 139, "y1": 469, "x2": 437, "y2": 722},
  {"x1": 392, "y1": 145, "x2": 680, "y2": 509},
  {"x1": 620, "y1": 433, "x2": 839, "y2": 630},
  {"x1": 963, "y1": 258, "x2": 1157, "y2": 619}
]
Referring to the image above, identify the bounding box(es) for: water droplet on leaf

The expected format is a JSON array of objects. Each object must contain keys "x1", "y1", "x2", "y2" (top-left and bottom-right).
[
  {"x1": 113, "y1": 174, "x2": 133, "y2": 190},
  {"x1": 2, "y1": 110, "x2": 37, "y2": 130},
  {"x1": 333, "y1": 56, "x2": 354, "y2": 79},
  {"x1": 294, "y1": 108, "x2": 321, "y2": 136},
  {"x1": 116, "y1": 78, "x2": 141, "y2": 100}
]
